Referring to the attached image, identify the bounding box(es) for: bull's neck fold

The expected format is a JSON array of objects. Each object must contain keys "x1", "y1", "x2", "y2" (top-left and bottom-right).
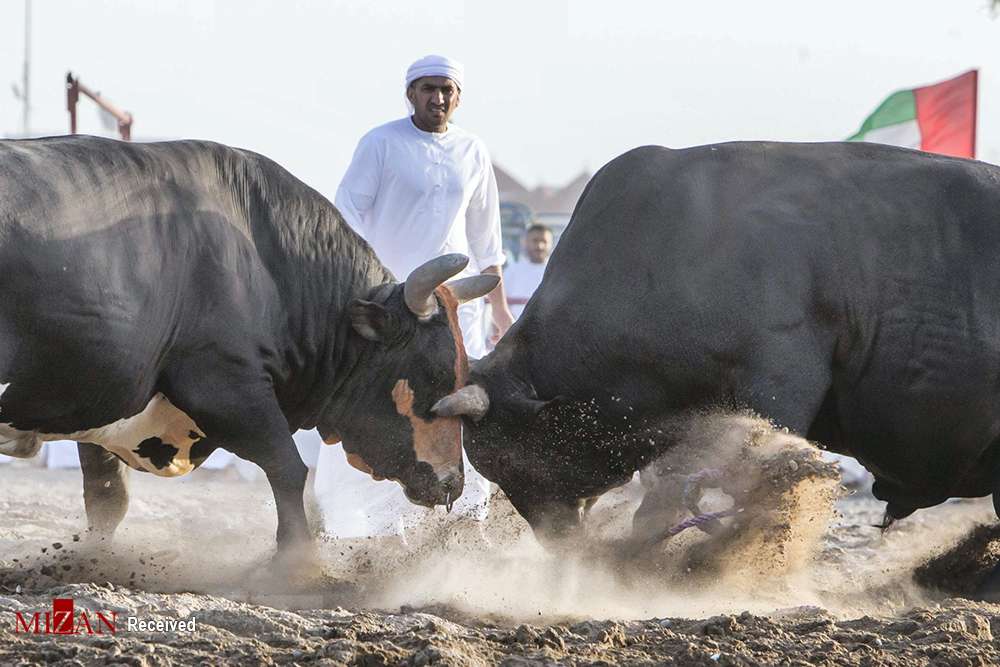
[{"x1": 221, "y1": 148, "x2": 394, "y2": 431}]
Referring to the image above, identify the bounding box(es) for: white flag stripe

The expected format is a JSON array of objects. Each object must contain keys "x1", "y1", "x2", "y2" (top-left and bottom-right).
[{"x1": 858, "y1": 119, "x2": 921, "y2": 150}]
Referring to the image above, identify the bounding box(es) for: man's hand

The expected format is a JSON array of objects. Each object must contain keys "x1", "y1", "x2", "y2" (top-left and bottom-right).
[
  {"x1": 489, "y1": 300, "x2": 515, "y2": 345},
  {"x1": 482, "y1": 265, "x2": 514, "y2": 345}
]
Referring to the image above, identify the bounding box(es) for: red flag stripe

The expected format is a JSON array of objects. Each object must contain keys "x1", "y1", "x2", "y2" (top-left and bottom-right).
[{"x1": 914, "y1": 70, "x2": 977, "y2": 158}]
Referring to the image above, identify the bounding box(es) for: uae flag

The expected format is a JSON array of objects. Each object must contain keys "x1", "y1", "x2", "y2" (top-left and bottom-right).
[{"x1": 848, "y1": 69, "x2": 978, "y2": 158}]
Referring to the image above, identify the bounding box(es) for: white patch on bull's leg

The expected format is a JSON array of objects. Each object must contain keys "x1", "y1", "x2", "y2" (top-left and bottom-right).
[
  {"x1": 0, "y1": 391, "x2": 205, "y2": 477},
  {"x1": 62, "y1": 394, "x2": 206, "y2": 477},
  {"x1": 0, "y1": 430, "x2": 43, "y2": 458}
]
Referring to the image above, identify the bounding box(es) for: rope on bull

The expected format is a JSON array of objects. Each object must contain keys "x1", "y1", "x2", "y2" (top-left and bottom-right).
[
  {"x1": 638, "y1": 508, "x2": 742, "y2": 552},
  {"x1": 635, "y1": 468, "x2": 742, "y2": 552}
]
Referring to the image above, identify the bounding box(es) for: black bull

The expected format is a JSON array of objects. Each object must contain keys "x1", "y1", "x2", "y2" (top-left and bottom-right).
[
  {"x1": 0, "y1": 136, "x2": 496, "y2": 560},
  {"x1": 463, "y1": 141, "x2": 1000, "y2": 537}
]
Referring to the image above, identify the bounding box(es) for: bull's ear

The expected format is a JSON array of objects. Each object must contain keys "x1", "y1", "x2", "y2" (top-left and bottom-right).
[
  {"x1": 508, "y1": 394, "x2": 566, "y2": 421},
  {"x1": 536, "y1": 395, "x2": 569, "y2": 421},
  {"x1": 349, "y1": 299, "x2": 394, "y2": 342}
]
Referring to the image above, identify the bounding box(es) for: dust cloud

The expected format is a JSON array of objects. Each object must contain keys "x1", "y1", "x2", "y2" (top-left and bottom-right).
[
  {"x1": 2, "y1": 412, "x2": 994, "y2": 626},
  {"x1": 324, "y1": 412, "x2": 993, "y2": 623},
  {"x1": 3, "y1": 413, "x2": 1000, "y2": 664}
]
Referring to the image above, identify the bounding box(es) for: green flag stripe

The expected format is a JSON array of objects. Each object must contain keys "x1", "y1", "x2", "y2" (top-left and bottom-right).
[{"x1": 847, "y1": 89, "x2": 916, "y2": 141}]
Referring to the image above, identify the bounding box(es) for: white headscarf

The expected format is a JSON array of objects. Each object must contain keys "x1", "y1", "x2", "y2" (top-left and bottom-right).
[{"x1": 405, "y1": 54, "x2": 465, "y2": 90}]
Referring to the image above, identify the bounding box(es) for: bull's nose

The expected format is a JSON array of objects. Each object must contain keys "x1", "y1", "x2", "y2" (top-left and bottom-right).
[
  {"x1": 439, "y1": 466, "x2": 463, "y2": 493},
  {"x1": 402, "y1": 468, "x2": 465, "y2": 509},
  {"x1": 435, "y1": 467, "x2": 464, "y2": 511}
]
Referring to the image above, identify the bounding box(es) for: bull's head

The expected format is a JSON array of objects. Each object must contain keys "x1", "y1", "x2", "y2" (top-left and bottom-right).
[
  {"x1": 317, "y1": 254, "x2": 498, "y2": 508},
  {"x1": 455, "y1": 353, "x2": 642, "y2": 546},
  {"x1": 454, "y1": 372, "x2": 578, "y2": 541}
]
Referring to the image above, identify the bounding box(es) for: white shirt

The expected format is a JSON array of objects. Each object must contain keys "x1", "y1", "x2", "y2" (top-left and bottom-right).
[
  {"x1": 335, "y1": 117, "x2": 506, "y2": 279},
  {"x1": 317, "y1": 116, "x2": 498, "y2": 539},
  {"x1": 503, "y1": 258, "x2": 547, "y2": 319}
]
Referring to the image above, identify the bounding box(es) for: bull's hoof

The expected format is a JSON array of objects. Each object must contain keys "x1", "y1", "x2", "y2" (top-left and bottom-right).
[
  {"x1": 516, "y1": 498, "x2": 587, "y2": 552},
  {"x1": 972, "y1": 562, "x2": 1000, "y2": 602},
  {"x1": 275, "y1": 540, "x2": 321, "y2": 568},
  {"x1": 80, "y1": 528, "x2": 117, "y2": 550},
  {"x1": 245, "y1": 541, "x2": 323, "y2": 591},
  {"x1": 874, "y1": 503, "x2": 917, "y2": 533}
]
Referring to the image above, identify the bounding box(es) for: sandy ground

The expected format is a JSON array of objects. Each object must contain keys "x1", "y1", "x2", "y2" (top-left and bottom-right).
[{"x1": 2, "y1": 440, "x2": 1000, "y2": 666}]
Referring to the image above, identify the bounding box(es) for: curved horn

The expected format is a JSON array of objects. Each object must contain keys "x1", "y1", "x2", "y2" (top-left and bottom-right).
[
  {"x1": 445, "y1": 275, "x2": 500, "y2": 304},
  {"x1": 431, "y1": 384, "x2": 490, "y2": 421},
  {"x1": 404, "y1": 253, "x2": 470, "y2": 319}
]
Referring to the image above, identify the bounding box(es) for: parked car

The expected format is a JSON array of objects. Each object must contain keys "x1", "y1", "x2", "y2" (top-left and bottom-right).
[
  {"x1": 500, "y1": 202, "x2": 571, "y2": 265},
  {"x1": 500, "y1": 201, "x2": 533, "y2": 264}
]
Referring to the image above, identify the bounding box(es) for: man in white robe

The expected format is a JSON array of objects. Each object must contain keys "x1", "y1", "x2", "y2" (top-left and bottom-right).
[
  {"x1": 314, "y1": 55, "x2": 514, "y2": 539},
  {"x1": 503, "y1": 223, "x2": 553, "y2": 320}
]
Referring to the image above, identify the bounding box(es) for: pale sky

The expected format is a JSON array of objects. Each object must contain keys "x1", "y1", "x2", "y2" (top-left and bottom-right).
[{"x1": 1, "y1": 0, "x2": 997, "y2": 201}]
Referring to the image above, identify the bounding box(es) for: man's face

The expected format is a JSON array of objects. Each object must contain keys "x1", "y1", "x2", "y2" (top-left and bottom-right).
[
  {"x1": 523, "y1": 230, "x2": 553, "y2": 264},
  {"x1": 407, "y1": 76, "x2": 461, "y2": 132}
]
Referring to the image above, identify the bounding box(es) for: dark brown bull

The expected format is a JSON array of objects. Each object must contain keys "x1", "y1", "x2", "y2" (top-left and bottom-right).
[
  {"x1": 456, "y1": 142, "x2": 1000, "y2": 566},
  {"x1": 0, "y1": 136, "x2": 494, "y2": 566}
]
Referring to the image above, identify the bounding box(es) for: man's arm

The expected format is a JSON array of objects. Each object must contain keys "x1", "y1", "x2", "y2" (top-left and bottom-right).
[
  {"x1": 481, "y1": 264, "x2": 515, "y2": 345},
  {"x1": 334, "y1": 132, "x2": 383, "y2": 240},
  {"x1": 465, "y1": 146, "x2": 514, "y2": 343}
]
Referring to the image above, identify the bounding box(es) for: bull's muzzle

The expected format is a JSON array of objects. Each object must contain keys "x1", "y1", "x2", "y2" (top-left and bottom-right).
[
  {"x1": 341, "y1": 448, "x2": 464, "y2": 509},
  {"x1": 403, "y1": 465, "x2": 464, "y2": 509},
  {"x1": 437, "y1": 465, "x2": 464, "y2": 512}
]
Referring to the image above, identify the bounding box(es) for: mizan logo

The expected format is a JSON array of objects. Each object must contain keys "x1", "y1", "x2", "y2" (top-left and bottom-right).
[{"x1": 14, "y1": 598, "x2": 117, "y2": 635}]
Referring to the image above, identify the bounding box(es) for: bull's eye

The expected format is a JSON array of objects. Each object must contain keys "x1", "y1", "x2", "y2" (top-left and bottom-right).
[{"x1": 394, "y1": 378, "x2": 448, "y2": 422}]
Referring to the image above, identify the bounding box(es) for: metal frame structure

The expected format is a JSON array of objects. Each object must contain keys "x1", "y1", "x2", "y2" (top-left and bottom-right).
[{"x1": 66, "y1": 72, "x2": 133, "y2": 141}]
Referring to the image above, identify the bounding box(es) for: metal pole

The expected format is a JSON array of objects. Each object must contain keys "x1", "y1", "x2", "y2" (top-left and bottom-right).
[
  {"x1": 67, "y1": 73, "x2": 78, "y2": 135},
  {"x1": 22, "y1": 0, "x2": 31, "y2": 135}
]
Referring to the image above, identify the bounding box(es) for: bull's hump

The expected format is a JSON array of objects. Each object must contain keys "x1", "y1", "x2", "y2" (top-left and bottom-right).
[{"x1": 3, "y1": 137, "x2": 248, "y2": 242}]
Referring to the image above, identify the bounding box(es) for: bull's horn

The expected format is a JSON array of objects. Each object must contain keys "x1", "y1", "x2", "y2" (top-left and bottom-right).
[
  {"x1": 404, "y1": 253, "x2": 469, "y2": 320},
  {"x1": 445, "y1": 275, "x2": 500, "y2": 304},
  {"x1": 431, "y1": 384, "x2": 490, "y2": 421}
]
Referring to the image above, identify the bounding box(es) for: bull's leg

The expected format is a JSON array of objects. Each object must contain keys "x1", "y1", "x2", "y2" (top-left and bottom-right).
[
  {"x1": 212, "y1": 429, "x2": 313, "y2": 560},
  {"x1": 78, "y1": 441, "x2": 130, "y2": 542},
  {"x1": 992, "y1": 451, "x2": 1000, "y2": 520},
  {"x1": 973, "y1": 455, "x2": 1000, "y2": 600},
  {"x1": 221, "y1": 427, "x2": 320, "y2": 581},
  {"x1": 631, "y1": 348, "x2": 836, "y2": 554},
  {"x1": 161, "y1": 359, "x2": 316, "y2": 569},
  {"x1": 248, "y1": 436, "x2": 313, "y2": 556},
  {"x1": 505, "y1": 491, "x2": 586, "y2": 549},
  {"x1": 973, "y1": 459, "x2": 1000, "y2": 599},
  {"x1": 734, "y1": 330, "x2": 839, "y2": 437}
]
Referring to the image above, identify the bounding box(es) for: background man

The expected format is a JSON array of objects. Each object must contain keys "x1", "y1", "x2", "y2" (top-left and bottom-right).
[
  {"x1": 503, "y1": 223, "x2": 553, "y2": 320},
  {"x1": 313, "y1": 54, "x2": 514, "y2": 540}
]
